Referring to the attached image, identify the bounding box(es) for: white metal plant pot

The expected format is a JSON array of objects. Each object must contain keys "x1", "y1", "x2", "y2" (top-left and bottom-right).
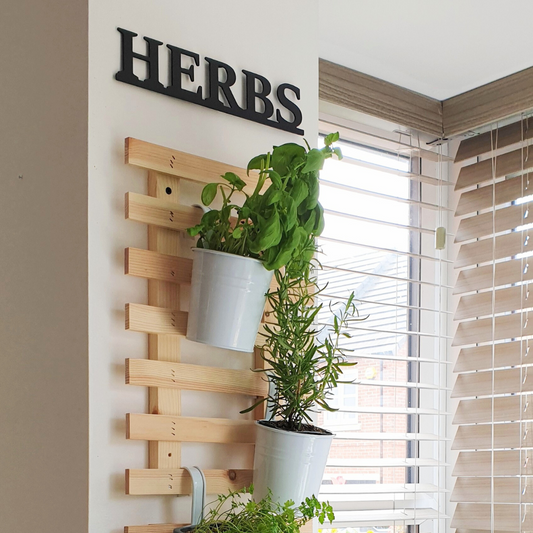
[
  {"x1": 186, "y1": 248, "x2": 273, "y2": 353},
  {"x1": 253, "y1": 421, "x2": 333, "y2": 506}
]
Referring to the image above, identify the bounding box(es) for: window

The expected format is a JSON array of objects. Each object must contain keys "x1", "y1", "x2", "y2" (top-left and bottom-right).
[{"x1": 316, "y1": 115, "x2": 450, "y2": 533}]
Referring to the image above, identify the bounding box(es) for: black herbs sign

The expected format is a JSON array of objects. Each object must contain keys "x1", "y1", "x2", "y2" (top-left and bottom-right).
[{"x1": 115, "y1": 28, "x2": 304, "y2": 135}]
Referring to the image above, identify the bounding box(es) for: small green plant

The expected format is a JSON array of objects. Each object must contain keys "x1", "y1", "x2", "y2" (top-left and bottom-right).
[
  {"x1": 242, "y1": 252, "x2": 364, "y2": 432},
  {"x1": 187, "y1": 133, "x2": 342, "y2": 275},
  {"x1": 187, "y1": 485, "x2": 334, "y2": 533}
]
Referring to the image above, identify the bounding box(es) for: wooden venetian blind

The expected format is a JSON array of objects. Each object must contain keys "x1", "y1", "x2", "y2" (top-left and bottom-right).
[{"x1": 451, "y1": 116, "x2": 533, "y2": 531}]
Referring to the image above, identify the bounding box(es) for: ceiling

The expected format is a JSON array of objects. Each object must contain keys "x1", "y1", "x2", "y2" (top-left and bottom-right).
[{"x1": 319, "y1": 0, "x2": 533, "y2": 101}]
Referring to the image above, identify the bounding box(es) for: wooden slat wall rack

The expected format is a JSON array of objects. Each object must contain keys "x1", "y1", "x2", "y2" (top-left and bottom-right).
[{"x1": 122, "y1": 138, "x2": 268, "y2": 533}]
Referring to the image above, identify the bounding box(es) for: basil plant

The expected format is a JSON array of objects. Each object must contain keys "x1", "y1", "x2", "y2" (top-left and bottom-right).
[{"x1": 187, "y1": 133, "x2": 341, "y2": 274}]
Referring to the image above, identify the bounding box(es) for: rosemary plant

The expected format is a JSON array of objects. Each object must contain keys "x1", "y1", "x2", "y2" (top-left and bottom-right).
[{"x1": 183, "y1": 485, "x2": 334, "y2": 533}]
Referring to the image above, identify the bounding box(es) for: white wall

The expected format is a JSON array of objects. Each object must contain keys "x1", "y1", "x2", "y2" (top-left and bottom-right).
[
  {"x1": 88, "y1": 2, "x2": 319, "y2": 531},
  {"x1": 0, "y1": 1, "x2": 88, "y2": 532}
]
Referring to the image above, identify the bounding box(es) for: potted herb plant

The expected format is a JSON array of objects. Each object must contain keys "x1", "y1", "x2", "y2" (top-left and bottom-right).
[
  {"x1": 242, "y1": 250, "x2": 361, "y2": 506},
  {"x1": 173, "y1": 484, "x2": 335, "y2": 533},
  {"x1": 186, "y1": 134, "x2": 341, "y2": 353}
]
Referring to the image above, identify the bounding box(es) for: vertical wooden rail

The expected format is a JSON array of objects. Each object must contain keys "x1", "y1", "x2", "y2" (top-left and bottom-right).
[{"x1": 147, "y1": 171, "x2": 182, "y2": 469}]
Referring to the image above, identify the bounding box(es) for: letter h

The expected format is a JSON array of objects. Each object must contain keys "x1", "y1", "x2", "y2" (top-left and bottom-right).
[{"x1": 115, "y1": 28, "x2": 164, "y2": 92}]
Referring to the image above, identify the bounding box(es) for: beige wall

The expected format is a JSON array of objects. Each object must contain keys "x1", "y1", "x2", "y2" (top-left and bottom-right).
[{"x1": 0, "y1": 0, "x2": 89, "y2": 532}]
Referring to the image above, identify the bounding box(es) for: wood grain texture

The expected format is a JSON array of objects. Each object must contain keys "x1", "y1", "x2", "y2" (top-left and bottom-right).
[
  {"x1": 146, "y1": 172, "x2": 184, "y2": 469},
  {"x1": 455, "y1": 284, "x2": 533, "y2": 321},
  {"x1": 455, "y1": 174, "x2": 527, "y2": 217},
  {"x1": 455, "y1": 117, "x2": 533, "y2": 162},
  {"x1": 455, "y1": 230, "x2": 533, "y2": 269},
  {"x1": 443, "y1": 65, "x2": 533, "y2": 137},
  {"x1": 125, "y1": 303, "x2": 188, "y2": 336},
  {"x1": 454, "y1": 258, "x2": 532, "y2": 295},
  {"x1": 452, "y1": 477, "x2": 533, "y2": 504},
  {"x1": 455, "y1": 147, "x2": 533, "y2": 191},
  {"x1": 126, "y1": 468, "x2": 253, "y2": 495},
  {"x1": 454, "y1": 340, "x2": 531, "y2": 373},
  {"x1": 452, "y1": 367, "x2": 533, "y2": 398},
  {"x1": 127, "y1": 414, "x2": 257, "y2": 444},
  {"x1": 125, "y1": 247, "x2": 192, "y2": 285},
  {"x1": 453, "y1": 450, "x2": 533, "y2": 477},
  {"x1": 319, "y1": 59, "x2": 443, "y2": 137},
  {"x1": 126, "y1": 359, "x2": 269, "y2": 397},
  {"x1": 452, "y1": 422, "x2": 533, "y2": 450},
  {"x1": 455, "y1": 202, "x2": 532, "y2": 243},
  {"x1": 125, "y1": 137, "x2": 258, "y2": 188},
  {"x1": 453, "y1": 312, "x2": 533, "y2": 346},
  {"x1": 453, "y1": 395, "x2": 533, "y2": 425},
  {"x1": 126, "y1": 191, "x2": 202, "y2": 232},
  {"x1": 451, "y1": 502, "x2": 533, "y2": 530}
]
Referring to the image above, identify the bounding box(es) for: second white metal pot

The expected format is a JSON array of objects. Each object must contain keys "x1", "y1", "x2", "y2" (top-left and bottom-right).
[
  {"x1": 186, "y1": 248, "x2": 273, "y2": 353},
  {"x1": 253, "y1": 421, "x2": 333, "y2": 506}
]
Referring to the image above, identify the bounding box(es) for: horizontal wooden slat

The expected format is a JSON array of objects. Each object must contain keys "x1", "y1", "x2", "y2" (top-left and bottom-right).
[
  {"x1": 454, "y1": 258, "x2": 532, "y2": 295},
  {"x1": 126, "y1": 468, "x2": 253, "y2": 495},
  {"x1": 452, "y1": 368, "x2": 533, "y2": 398},
  {"x1": 452, "y1": 477, "x2": 533, "y2": 503},
  {"x1": 126, "y1": 192, "x2": 202, "y2": 232},
  {"x1": 126, "y1": 414, "x2": 256, "y2": 443},
  {"x1": 454, "y1": 341, "x2": 531, "y2": 373},
  {"x1": 126, "y1": 359, "x2": 268, "y2": 396},
  {"x1": 125, "y1": 525, "x2": 185, "y2": 533},
  {"x1": 455, "y1": 174, "x2": 526, "y2": 217},
  {"x1": 455, "y1": 230, "x2": 533, "y2": 269},
  {"x1": 453, "y1": 396, "x2": 533, "y2": 425},
  {"x1": 125, "y1": 303, "x2": 188, "y2": 336},
  {"x1": 125, "y1": 137, "x2": 259, "y2": 188},
  {"x1": 455, "y1": 147, "x2": 533, "y2": 191},
  {"x1": 455, "y1": 285, "x2": 533, "y2": 321},
  {"x1": 453, "y1": 450, "x2": 533, "y2": 477},
  {"x1": 125, "y1": 248, "x2": 192, "y2": 285},
  {"x1": 453, "y1": 312, "x2": 533, "y2": 347},
  {"x1": 455, "y1": 118, "x2": 533, "y2": 163},
  {"x1": 455, "y1": 202, "x2": 532, "y2": 243},
  {"x1": 451, "y1": 502, "x2": 533, "y2": 530},
  {"x1": 452, "y1": 422, "x2": 533, "y2": 450},
  {"x1": 319, "y1": 60, "x2": 443, "y2": 137}
]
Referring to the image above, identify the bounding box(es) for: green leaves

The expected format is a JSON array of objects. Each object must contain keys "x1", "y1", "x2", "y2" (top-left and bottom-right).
[
  {"x1": 324, "y1": 131, "x2": 339, "y2": 146},
  {"x1": 222, "y1": 171, "x2": 246, "y2": 191},
  {"x1": 271, "y1": 143, "x2": 305, "y2": 175},
  {"x1": 191, "y1": 486, "x2": 334, "y2": 533},
  {"x1": 187, "y1": 133, "x2": 342, "y2": 274},
  {"x1": 302, "y1": 148, "x2": 325, "y2": 173},
  {"x1": 201, "y1": 182, "x2": 218, "y2": 206}
]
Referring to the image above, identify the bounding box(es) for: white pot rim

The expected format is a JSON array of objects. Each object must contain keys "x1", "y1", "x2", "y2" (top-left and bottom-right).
[
  {"x1": 256, "y1": 420, "x2": 335, "y2": 439},
  {"x1": 192, "y1": 247, "x2": 266, "y2": 267}
]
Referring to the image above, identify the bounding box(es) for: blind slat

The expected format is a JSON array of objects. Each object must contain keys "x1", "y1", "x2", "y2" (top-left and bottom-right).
[
  {"x1": 452, "y1": 503, "x2": 533, "y2": 531},
  {"x1": 455, "y1": 147, "x2": 531, "y2": 191},
  {"x1": 454, "y1": 258, "x2": 532, "y2": 295},
  {"x1": 455, "y1": 174, "x2": 525, "y2": 216},
  {"x1": 452, "y1": 422, "x2": 533, "y2": 451},
  {"x1": 453, "y1": 312, "x2": 533, "y2": 347},
  {"x1": 454, "y1": 341, "x2": 529, "y2": 373},
  {"x1": 453, "y1": 450, "x2": 533, "y2": 477},
  {"x1": 455, "y1": 230, "x2": 533, "y2": 269},
  {"x1": 453, "y1": 395, "x2": 533, "y2": 425},
  {"x1": 452, "y1": 367, "x2": 533, "y2": 398},
  {"x1": 454, "y1": 118, "x2": 533, "y2": 162},
  {"x1": 454, "y1": 284, "x2": 532, "y2": 321},
  {"x1": 452, "y1": 477, "x2": 533, "y2": 503},
  {"x1": 455, "y1": 202, "x2": 532, "y2": 243}
]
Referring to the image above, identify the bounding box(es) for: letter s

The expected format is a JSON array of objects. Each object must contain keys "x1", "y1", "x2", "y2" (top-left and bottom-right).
[{"x1": 276, "y1": 83, "x2": 304, "y2": 135}]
